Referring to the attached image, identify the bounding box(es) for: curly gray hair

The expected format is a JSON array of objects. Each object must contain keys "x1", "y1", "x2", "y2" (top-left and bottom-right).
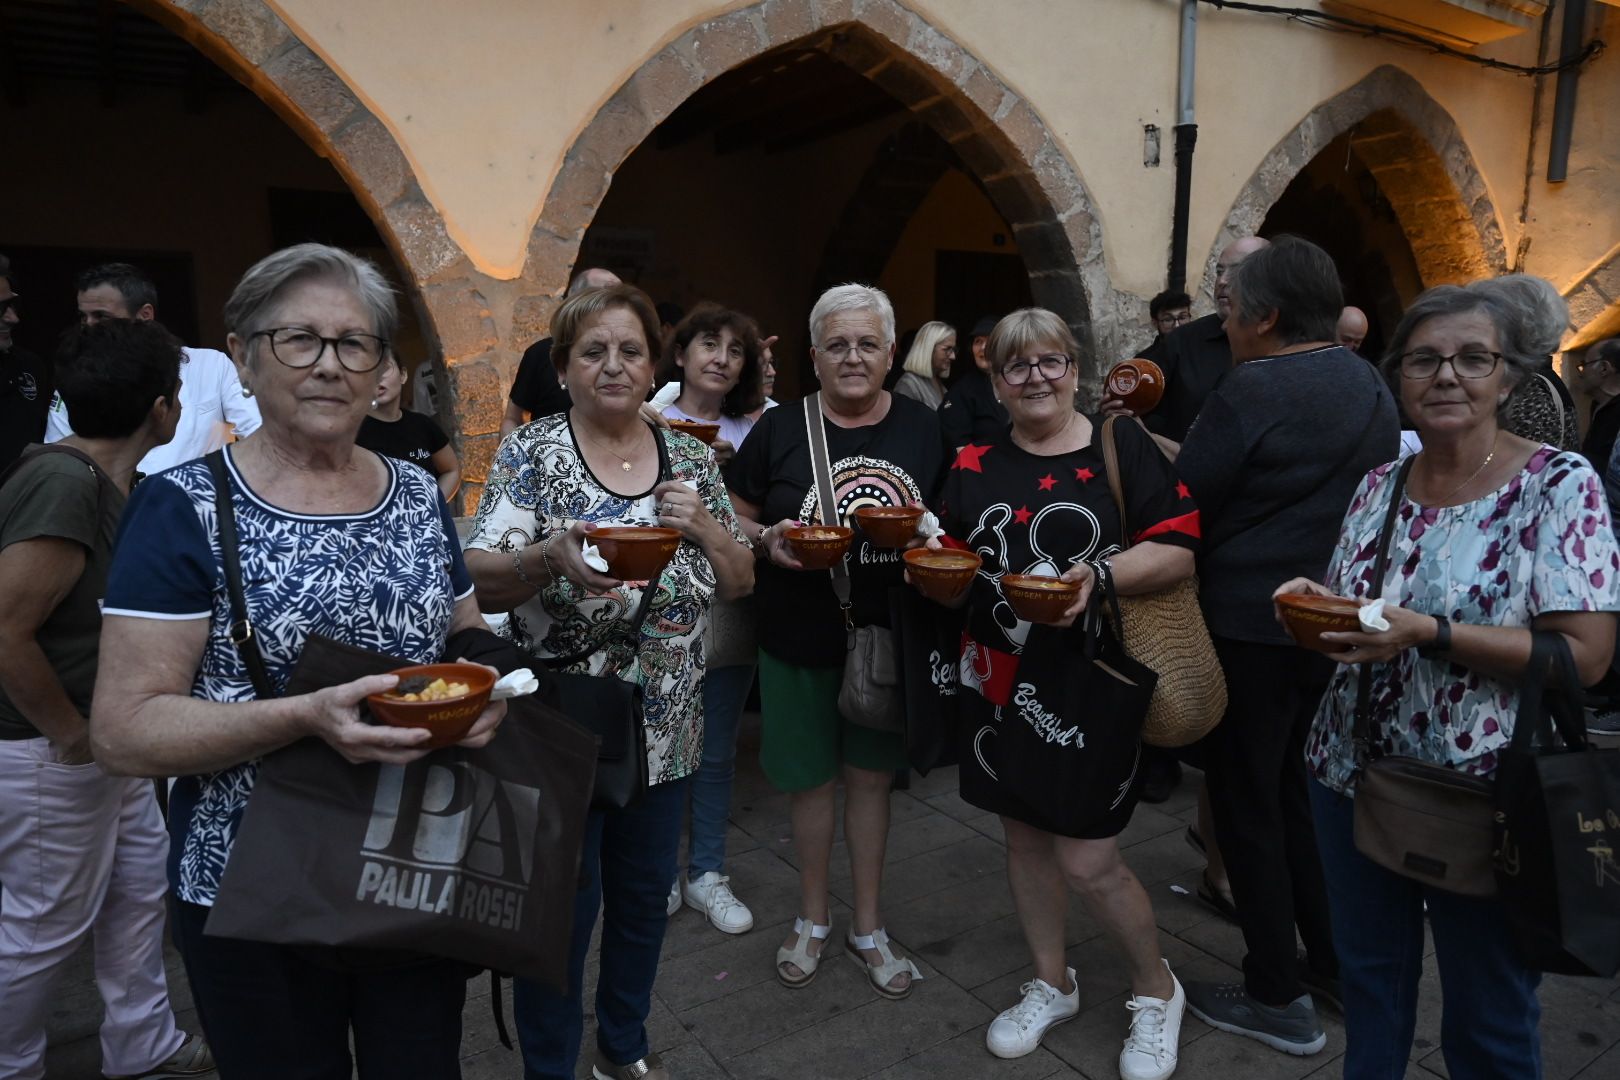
[{"x1": 1380, "y1": 273, "x2": 1569, "y2": 392}]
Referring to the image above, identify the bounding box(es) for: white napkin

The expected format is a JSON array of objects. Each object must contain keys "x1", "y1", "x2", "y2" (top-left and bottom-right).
[
  {"x1": 491, "y1": 668, "x2": 540, "y2": 701},
  {"x1": 680, "y1": 479, "x2": 697, "y2": 493},
  {"x1": 581, "y1": 539, "x2": 610, "y2": 573},
  {"x1": 916, "y1": 510, "x2": 945, "y2": 539},
  {"x1": 1358, "y1": 598, "x2": 1391, "y2": 633}
]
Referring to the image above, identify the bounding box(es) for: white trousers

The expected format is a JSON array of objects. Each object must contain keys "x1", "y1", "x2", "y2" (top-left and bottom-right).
[{"x1": 0, "y1": 737, "x2": 182, "y2": 1079}]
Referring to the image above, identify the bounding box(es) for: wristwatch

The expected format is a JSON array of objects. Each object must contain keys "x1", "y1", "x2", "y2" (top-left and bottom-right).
[{"x1": 1416, "y1": 615, "x2": 1452, "y2": 659}]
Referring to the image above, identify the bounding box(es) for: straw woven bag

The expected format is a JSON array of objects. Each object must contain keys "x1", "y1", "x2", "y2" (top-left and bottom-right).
[{"x1": 1099, "y1": 416, "x2": 1226, "y2": 747}]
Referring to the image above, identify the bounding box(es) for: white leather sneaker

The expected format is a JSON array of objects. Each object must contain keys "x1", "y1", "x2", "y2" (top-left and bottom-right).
[
  {"x1": 986, "y1": 967, "x2": 1080, "y2": 1059},
  {"x1": 1119, "y1": 961, "x2": 1185, "y2": 1080},
  {"x1": 682, "y1": 871, "x2": 754, "y2": 934},
  {"x1": 666, "y1": 878, "x2": 681, "y2": 917}
]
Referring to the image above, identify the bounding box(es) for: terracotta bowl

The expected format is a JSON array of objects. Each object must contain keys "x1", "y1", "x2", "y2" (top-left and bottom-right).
[
  {"x1": 1276, "y1": 593, "x2": 1363, "y2": 653},
  {"x1": 366, "y1": 662, "x2": 495, "y2": 750},
  {"x1": 904, "y1": 547, "x2": 981, "y2": 604},
  {"x1": 854, "y1": 505, "x2": 925, "y2": 547},
  {"x1": 667, "y1": 419, "x2": 720, "y2": 445},
  {"x1": 1104, "y1": 358, "x2": 1166, "y2": 415},
  {"x1": 785, "y1": 525, "x2": 853, "y2": 570},
  {"x1": 591, "y1": 526, "x2": 682, "y2": 581},
  {"x1": 1002, "y1": 573, "x2": 1082, "y2": 624}
]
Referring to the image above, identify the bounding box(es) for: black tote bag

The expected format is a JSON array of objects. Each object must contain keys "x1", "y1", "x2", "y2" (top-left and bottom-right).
[
  {"x1": 205, "y1": 635, "x2": 597, "y2": 992},
  {"x1": 992, "y1": 588, "x2": 1158, "y2": 836},
  {"x1": 890, "y1": 585, "x2": 966, "y2": 775},
  {"x1": 1494, "y1": 630, "x2": 1620, "y2": 977}
]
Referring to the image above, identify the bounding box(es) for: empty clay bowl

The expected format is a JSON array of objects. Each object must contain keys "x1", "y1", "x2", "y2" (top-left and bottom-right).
[
  {"x1": 591, "y1": 526, "x2": 682, "y2": 581},
  {"x1": 785, "y1": 525, "x2": 853, "y2": 570},
  {"x1": 667, "y1": 419, "x2": 720, "y2": 445},
  {"x1": 855, "y1": 505, "x2": 925, "y2": 547},
  {"x1": 1104, "y1": 358, "x2": 1166, "y2": 415},
  {"x1": 1002, "y1": 573, "x2": 1082, "y2": 624},
  {"x1": 1276, "y1": 593, "x2": 1363, "y2": 653},
  {"x1": 904, "y1": 547, "x2": 982, "y2": 604},
  {"x1": 366, "y1": 662, "x2": 495, "y2": 750}
]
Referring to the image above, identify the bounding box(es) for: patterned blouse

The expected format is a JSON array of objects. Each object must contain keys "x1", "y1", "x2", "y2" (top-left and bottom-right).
[
  {"x1": 102, "y1": 450, "x2": 472, "y2": 905},
  {"x1": 1307, "y1": 447, "x2": 1620, "y2": 795},
  {"x1": 466, "y1": 413, "x2": 747, "y2": 784}
]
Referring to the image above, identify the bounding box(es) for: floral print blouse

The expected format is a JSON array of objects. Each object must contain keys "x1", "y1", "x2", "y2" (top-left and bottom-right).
[{"x1": 1307, "y1": 447, "x2": 1620, "y2": 795}]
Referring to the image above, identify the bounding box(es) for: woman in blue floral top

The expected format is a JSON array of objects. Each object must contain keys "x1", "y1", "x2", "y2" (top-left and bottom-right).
[{"x1": 1275, "y1": 275, "x2": 1619, "y2": 1080}]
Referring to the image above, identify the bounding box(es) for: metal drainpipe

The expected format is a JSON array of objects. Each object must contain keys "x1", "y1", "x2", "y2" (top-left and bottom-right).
[
  {"x1": 1168, "y1": 0, "x2": 1199, "y2": 292},
  {"x1": 1547, "y1": 0, "x2": 1588, "y2": 183}
]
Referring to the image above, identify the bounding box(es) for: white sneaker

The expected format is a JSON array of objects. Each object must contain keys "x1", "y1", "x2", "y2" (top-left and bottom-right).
[
  {"x1": 1119, "y1": 961, "x2": 1185, "y2": 1080},
  {"x1": 986, "y1": 967, "x2": 1080, "y2": 1059},
  {"x1": 666, "y1": 878, "x2": 681, "y2": 917},
  {"x1": 682, "y1": 871, "x2": 754, "y2": 934}
]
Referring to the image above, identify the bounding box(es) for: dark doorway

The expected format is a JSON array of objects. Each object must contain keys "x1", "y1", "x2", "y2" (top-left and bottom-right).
[{"x1": 934, "y1": 250, "x2": 1034, "y2": 359}]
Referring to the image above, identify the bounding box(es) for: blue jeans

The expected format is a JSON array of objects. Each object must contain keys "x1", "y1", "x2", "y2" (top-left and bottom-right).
[
  {"x1": 688, "y1": 664, "x2": 753, "y2": 876},
  {"x1": 513, "y1": 777, "x2": 689, "y2": 1080},
  {"x1": 1309, "y1": 779, "x2": 1541, "y2": 1079}
]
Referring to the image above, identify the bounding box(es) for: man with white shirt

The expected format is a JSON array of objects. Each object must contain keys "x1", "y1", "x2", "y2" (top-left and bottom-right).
[{"x1": 47, "y1": 263, "x2": 260, "y2": 472}]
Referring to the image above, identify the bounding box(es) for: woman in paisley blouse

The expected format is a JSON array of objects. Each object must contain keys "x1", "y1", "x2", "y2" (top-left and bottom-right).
[
  {"x1": 92, "y1": 244, "x2": 506, "y2": 1078},
  {"x1": 1276, "y1": 276, "x2": 1619, "y2": 1079},
  {"x1": 464, "y1": 283, "x2": 753, "y2": 1080}
]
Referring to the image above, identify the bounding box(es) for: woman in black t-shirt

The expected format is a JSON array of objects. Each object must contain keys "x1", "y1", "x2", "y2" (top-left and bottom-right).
[
  {"x1": 934, "y1": 309, "x2": 1199, "y2": 1073},
  {"x1": 356, "y1": 353, "x2": 459, "y2": 500},
  {"x1": 727, "y1": 284, "x2": 945, "y2": 1001}
]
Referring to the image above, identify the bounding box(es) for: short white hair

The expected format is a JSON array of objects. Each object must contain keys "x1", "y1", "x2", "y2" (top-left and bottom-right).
[{"x1": 809, "y1": 283, "x2": 895, "y2": 347}]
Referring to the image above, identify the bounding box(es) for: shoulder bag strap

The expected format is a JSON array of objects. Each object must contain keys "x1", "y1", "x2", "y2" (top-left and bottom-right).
[
  {"x1": 544, "y1": 422, "x2": 672, "y2": 670},
  {"x1": 1351, "y1": 455, "x2": 1417, "y2": 768},
  {"x1": 205, "y1": 449, "x2": 278, "y2": 700},
  {"x1": 1099, "y1": 415, "x2": 1132, "y2": 549},
  {"x1": 803, "y1": 393, "x2": 853, "y2": 630}
]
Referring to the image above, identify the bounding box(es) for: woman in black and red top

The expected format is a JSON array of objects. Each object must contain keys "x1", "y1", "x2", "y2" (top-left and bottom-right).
[{"x1": 934, "y1": 309, "x2": 1200, "y2": 1077}]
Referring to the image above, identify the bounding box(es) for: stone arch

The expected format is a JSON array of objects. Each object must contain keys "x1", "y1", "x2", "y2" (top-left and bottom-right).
[
  {"x1": 1211, "y1": 65, "x2": 1507, "y2": 296},
  {"x1": 518, "y1": 0, "x2": 1126, "y2": 366},
  {"x1": 1565, "y1": 241, "x2": 1620, "y2": 349}
]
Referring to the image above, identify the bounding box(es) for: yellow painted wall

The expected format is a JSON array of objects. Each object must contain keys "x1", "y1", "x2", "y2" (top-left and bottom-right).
[{"x1": 878, "y1": 168, "x2": 1021, "y2": 336}]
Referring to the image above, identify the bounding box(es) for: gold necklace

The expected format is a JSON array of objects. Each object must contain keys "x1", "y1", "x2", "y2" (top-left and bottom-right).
[
  {"x1": 583, "y1": 427, "x2": 641, "y2": 472},
  {"x1": 1422, "y1": 433, "x2": 1499, "y2": 504}
]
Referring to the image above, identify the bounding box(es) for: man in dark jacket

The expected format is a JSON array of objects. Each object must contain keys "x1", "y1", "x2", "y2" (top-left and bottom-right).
[{"x1": 939, "y1": 315, "x2": 1007, "y2": 452}]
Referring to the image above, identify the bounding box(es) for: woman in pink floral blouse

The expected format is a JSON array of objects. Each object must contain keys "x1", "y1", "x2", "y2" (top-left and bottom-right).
[{"x1": 1275, "y1": 275, "x2": 1619, "y2": 1079}]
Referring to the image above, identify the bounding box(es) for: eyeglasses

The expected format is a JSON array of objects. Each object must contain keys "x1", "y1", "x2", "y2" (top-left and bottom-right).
[
  {"x1": 818, "y1": 338, "x2": 885, "y2": 360},
  {"x1": 252, "y1": 327, "x2": 388, "y2": 373},
  {"x1": 1399, "y1": 349, "x2": 1502, "y2": 380},
  {"x1": 999, "y1": 354, "x2": 1073, "y2": 386}
]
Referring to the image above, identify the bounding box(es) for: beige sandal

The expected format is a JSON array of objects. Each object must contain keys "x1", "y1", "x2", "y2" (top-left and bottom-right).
[
  {"x1": 775, "y1": 916, "x2": 832, "y2": 988},
  {"x1": 847, "y1": 927, "x2": 922, "y2": 1000}
]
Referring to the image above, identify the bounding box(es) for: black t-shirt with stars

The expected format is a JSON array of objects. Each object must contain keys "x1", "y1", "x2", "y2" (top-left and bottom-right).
[
  {"x1": 727, "y1": 393, "x2": 946, "y2": 667},
  {"x1": 937, "y1": 415, "x2": 1200, "y2": 667}
]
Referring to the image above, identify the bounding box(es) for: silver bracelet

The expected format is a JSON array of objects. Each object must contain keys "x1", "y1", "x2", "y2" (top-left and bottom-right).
[
  {"x1": 512, "y1": 546, "x2": 541, "y2": 590},
  {"x1": 538, "y1": 533, "x2": 561, "y2": 585}
]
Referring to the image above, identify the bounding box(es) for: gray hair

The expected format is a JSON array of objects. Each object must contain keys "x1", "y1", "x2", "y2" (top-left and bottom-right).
[
  {"x1": 1225, "y1": 235, "x2": 1342, "y2": 345},
  {"x1": 567, "y1": 267, "x2": 620, "y2": 297},
  {"x1": 809, "y1": 283, "x2": 895, "y2": 347},
  {"x1": 985, "y1": 308, "x2": 1080, "y2": 374},
  {"x1": 223, "y1": 243, "x2": 398, "y2": 346},
  {"x1": 1380, "y1": 274, "x2": 1569, "y2": 392}
]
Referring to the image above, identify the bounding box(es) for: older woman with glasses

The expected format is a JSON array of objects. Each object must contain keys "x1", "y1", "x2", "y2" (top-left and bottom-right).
[
  {"x1": 931, "y1": 308, "x2": 1199, "y2": 1078},
  {"x1": 727, "y1": 284, "x2": 946, "y2": 1000},
  {"x1": 91, "y1": 244, "x2": 504, "y2": 1079},
  {"x1": 1279, "y1": 274, "x2": 1618, "y2": 1079},
  {"x1": 893, "y1": 320, "x2": 955, "y2": 410}
]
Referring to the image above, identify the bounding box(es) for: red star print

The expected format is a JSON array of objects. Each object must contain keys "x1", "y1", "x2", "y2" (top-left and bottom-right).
[
  {"x1": 952, "y1": 443, "x2": 993, "y2": 473},
  {"x1": 1075, "y1": 467, "x2": 1095, "y2": 483},
  {"x1": 1013, "y1": 505, "x2": 1032, "y2": 525},
  {"x1": 1176, "y1": 481, "x2": 1191, "y2": 500},
  {"x1": 1037, "y1": 473, "x2": 1057, "y2": 491}
]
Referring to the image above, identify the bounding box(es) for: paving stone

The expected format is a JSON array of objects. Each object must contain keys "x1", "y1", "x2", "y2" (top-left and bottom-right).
[
  {"x1": 1115, "y1": 825, "x2": 1207, "y2": 887},
  {"x1": 830, "y1": 834, "x2": 1006, "y2": 909},
  {"x1": 676, "y1": 946, "x2": 873, "y2": 1060},
  {"x1": 866, "y1": 1024, "x2": 1064, "y2": 1079},
  {"x1": 883, "y1": 870, "x2": 1017, "y2": 949},
  {"x1": 1114, "y1": 803, "x2": 1187, "y2": 848},
  {"x1": 826, "y1": 806, "x2": 978, "y2": 869}
]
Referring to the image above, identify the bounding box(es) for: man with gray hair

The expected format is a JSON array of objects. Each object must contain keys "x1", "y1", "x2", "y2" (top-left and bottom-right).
[{"x1": 501, "y1": 267, "x2": 621, "y2": 436}]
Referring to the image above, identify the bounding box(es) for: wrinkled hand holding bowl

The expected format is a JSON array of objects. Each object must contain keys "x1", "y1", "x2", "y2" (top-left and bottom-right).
[
  {"x1": 855, "y1": 505, "x2": 925, "y2": 548},
  {"x1": 1104, "y1": 358, "x2": 1166, "y2": 415},
  {"x1": 785, "y1": 525, "x2": 853, "y2": 570},
  {"x1": 591, "y1": 526, "x2": 682, "y2": 581},
  {"x1": 1276, "y1": 593, "x2": 1363, "y2": 653},
  {"x1": 667, "y1": 419, "x2": 720, "y2": 445},
  {"x1": 1002, "y1": 573, "x2": 1082, "y2": 624},
  {"x1": 904, "y1": 547, "x2": 982, "y2": 603},
  {"x1": 366, "y1": 662, "x2": 495, "y2": 750}
]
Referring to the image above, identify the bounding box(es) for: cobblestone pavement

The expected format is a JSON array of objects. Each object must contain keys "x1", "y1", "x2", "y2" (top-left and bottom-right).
[{"x1": 43, "y1": 716, "x2": 1620, "y2": 1079}]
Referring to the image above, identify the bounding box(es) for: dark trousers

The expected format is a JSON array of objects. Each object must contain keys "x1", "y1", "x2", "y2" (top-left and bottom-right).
[
  {"x1": 1204, "y1": 637, "x2": 1338, "y2": 1005},
  {"x1": 171, "y1": 899, "x2": 467, "y2": 1079},
  {"x1": 512, "y1": 777, "x2": 688, "y2": 1080},
  {"x1": 1311, "y1": 781, "x2": 1541, "y2": 1078}
]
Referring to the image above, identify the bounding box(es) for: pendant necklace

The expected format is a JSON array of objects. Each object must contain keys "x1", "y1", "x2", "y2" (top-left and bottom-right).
[
  {"x1": 585, "y1": 429, "x2": 638, "y2": 472},
  {"x1": 1423, "y1": 432, "x2": 1499, "y2": 504}
]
